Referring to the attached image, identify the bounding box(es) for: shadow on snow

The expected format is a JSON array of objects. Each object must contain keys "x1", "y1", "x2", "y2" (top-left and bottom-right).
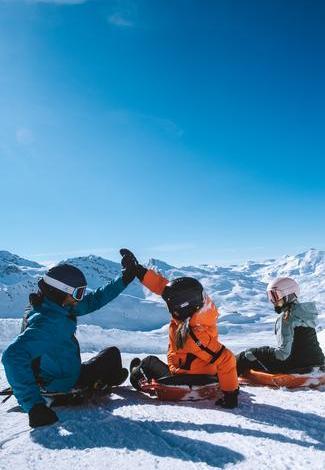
[
  {"x1": 31, "y1": 412, "x2": 243, "y2": 468},
  {"x1": 30, "y1": 387, "x2": 325, "y2": 468}
]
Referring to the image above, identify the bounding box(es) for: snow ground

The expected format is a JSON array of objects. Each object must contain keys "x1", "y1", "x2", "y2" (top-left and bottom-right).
[{"x1": 0, "y1": 330, "x2": 324, "y2": 470}]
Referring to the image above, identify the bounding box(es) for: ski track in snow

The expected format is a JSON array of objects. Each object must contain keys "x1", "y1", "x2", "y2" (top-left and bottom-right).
[{"x1": 1, "y1": 353, "x2": 324, "y2": 470}]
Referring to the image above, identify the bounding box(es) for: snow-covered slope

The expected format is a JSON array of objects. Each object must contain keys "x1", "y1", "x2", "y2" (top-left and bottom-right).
[{"x1": 0, "y1": 248, "x2": 324, "y2": 333}]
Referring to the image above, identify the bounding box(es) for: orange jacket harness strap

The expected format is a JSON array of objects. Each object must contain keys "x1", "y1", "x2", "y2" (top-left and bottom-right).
[{"x1": 189, "y1": 328, "x2": 225, "y2": 364}]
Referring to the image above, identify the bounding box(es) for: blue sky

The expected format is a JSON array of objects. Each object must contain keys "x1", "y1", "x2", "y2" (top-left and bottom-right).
[{"x1": 0, "y1": 0, "x2": 324, "y2": 267}]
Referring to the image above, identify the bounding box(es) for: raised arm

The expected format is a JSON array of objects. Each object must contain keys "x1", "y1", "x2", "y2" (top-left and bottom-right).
[
  {"x1": 75, "y1": 275, "x2": 127, "y2": 316},
  {"x1": 119, "y1": 248, "x2": 169, "y2": 296},
  {"x1": 141, "y1": 269, "x2": 169, "y2": 296}
]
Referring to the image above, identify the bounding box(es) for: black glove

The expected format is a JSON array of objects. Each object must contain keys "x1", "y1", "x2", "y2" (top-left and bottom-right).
[
  {"x1": 215, "y1": 388, "x2": 239, "y2": 409},
  {"x1": 29, "y1": 403, "x2": 58, "y2": 428},
  {"x1": 120, "y1": 249, "x2": 147, "y2": 285}
]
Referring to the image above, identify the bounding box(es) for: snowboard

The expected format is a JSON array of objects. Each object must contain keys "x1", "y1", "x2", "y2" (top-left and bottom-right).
[
  {"x1": 239, "y1": 366, "x2": 325, "y2": 388},
  {"x1": 1, "y1": 384, "x2": 112, "y2": 408},
  {"x1": 138, "y1": 374, "x2": 220, "y2": 401}
]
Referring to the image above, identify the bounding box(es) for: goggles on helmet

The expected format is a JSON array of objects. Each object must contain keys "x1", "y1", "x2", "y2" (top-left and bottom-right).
[
  {"x1": 43, "y1": 274, "x2": 87, "y2": 301},
  {"x1": 267, "y1": 289, "x2": 282, "y2": 304},
  {"x1": 71, "y1": 286, "x2": 87, "y2": 301}
]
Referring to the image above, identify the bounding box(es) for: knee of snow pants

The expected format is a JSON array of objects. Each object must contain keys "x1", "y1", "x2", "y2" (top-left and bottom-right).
[
  {"x1": 236, "y1": 351, "x2": 254, "y2": 376},
  {"x1": 236, "y1": 347, "x2": 286, "y2": 375},
  {"x1": 77, "y1": 346, "x2": 123, "y2": 388},
  {"x1": 216, "y1": 348, "x2": 239, "y2": 392},
  {"x1": 130, "y1": 355, "x2": 170, "y2": 389}
]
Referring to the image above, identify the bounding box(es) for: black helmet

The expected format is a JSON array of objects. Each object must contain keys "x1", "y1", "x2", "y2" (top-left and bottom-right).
[
  {"x1": 162, "y1": 277, "x2": 204, "y2": 320},
  {"x1": 40, "y1": 264, "x2": 87, "y2": 302},
  {"x1": 45, "y1": 264, "x2": 86, "y2": 287}
]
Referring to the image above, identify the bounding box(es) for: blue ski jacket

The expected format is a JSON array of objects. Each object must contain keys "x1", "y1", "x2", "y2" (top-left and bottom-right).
[{"x1": 2, "y1": 276, "x2": 126, "y2": 412}]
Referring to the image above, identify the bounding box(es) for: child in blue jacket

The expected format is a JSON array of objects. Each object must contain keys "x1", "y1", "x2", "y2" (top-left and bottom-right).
[{"x1": 2, "y1": 252, "x2": 136, "y2": 428}]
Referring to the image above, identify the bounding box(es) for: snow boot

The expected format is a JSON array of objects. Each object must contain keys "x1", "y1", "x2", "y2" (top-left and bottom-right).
[
  {"x1": 130, "y1": 357, "x2": 141, "y2": 373},
  {"x1": 109, "y1": 367, "x2": 129, "y2": 387},
  {"x1": 215, "y1": 388, "x2": 239, "y2": 409}
]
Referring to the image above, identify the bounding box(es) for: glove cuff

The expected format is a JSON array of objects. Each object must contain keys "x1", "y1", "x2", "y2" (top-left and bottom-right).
[{"x1": 137, "y1": 265, "x2": 148, "y2": 282}]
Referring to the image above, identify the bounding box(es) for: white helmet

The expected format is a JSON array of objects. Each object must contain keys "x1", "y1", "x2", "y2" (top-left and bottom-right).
[{"x1": 266, "y1": 277, "x2": 300, "y2": 304}]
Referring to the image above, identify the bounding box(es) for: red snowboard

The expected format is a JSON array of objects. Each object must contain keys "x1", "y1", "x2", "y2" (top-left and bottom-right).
[
  {"x1": 139, "y1": 374, "x2": 219, "y2": 401},
  {"x1": 239, "y1": 367, "x2": 325, "y2": 389}
]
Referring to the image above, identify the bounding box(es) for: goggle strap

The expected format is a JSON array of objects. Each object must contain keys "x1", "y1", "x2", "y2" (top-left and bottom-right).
[{"x1": 43, "y1": 275, "x2": 86, "y2": 297}]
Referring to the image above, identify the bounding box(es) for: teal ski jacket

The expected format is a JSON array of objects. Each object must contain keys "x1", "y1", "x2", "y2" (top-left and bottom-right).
[{"x1": 2, "y1": 276, "x2": 126, "y2": 412}]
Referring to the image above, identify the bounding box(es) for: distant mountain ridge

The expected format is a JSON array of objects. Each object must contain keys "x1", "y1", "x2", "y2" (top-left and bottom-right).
[{"x1": 0, "y1": 249, "x2": 324, "y2": 331}]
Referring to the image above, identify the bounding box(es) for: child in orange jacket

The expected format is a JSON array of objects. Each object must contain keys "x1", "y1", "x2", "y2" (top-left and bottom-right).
[{"x1": 120, "y1": 249, "x2": 239, "y2": 408}]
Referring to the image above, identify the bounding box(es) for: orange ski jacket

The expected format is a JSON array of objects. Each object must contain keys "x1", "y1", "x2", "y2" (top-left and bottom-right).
[{"x1": 141, "y1": 269, "x2": 239, "y2": 392}]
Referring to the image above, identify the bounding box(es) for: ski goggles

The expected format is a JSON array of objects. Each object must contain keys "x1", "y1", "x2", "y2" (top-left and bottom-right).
[
  {"x1": 43, "y1": 274, "x2": 87, "y2": 301},
  {"x1": 267, "y1": 289, "x2": 282, "y2": 304}
]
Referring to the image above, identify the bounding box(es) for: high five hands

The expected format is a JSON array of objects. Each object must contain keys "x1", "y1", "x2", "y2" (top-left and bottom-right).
[{"x1": 120, "y1": 249, "x2": 147, "y2": 285}]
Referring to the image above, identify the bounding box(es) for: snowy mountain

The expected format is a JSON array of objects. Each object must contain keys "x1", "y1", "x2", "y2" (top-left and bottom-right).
[
  {"x1": 0, "y1": 249, "x2": 324, "y2": 334},
  {"x1": 0, "y1": 251, "x2": 45, "y2": 318}
]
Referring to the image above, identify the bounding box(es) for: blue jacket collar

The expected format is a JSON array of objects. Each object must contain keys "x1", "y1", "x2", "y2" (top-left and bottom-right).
[{"x1": 40, "y1": 297, "x2": 74, "y2": 316}]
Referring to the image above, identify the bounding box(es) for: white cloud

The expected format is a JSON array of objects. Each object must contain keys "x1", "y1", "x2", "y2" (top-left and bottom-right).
[
  {"x1": 16, "y1": 127, "x2": 34, "y2": 145},
  {"x1": 105, "y1": 109, "x2": 183, "y2": 138},
  {"x1": 108, "y1": 12, "x2": 134, "y2": 28}
]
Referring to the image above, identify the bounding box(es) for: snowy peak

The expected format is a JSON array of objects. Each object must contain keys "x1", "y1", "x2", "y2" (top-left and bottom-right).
[
  {"x1": 258, "y1": 249, "x2": 325, "y2": 280},
  {"x1": 0, "y1": 248, "x2": 324, "y2": 330},
  {"x1": 147, "y1": 258, "x2": 176, "y2": 272},
  {"x1": 61, "y1": 255, "x2": 121, "y2": 289},
  {"x1": 0, "y1": 251, "x2": 44, "y2": 286},
  {"x1": 0, "y1": 251, "x2": 43, "y2": 269},
  {"x1": 287, "y1": 248, "x2": 325, "y2": 273}
]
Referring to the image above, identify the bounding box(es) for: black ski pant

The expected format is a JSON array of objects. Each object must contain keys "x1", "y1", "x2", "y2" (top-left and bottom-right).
[
  {"x1": 130, "y1": 355, "x2": 170, "y2": 390},
  {"x1": 76, "y1": 346, "x2": 124, "y2": 388},
  {"x1": 236, "y1": 346, "x2": 319, "y2": 376}
]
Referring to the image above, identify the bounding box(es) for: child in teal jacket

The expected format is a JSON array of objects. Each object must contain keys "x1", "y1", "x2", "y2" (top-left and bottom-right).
[{"x1": 2, "y1": 253, "x2": 136, "y2": 428}]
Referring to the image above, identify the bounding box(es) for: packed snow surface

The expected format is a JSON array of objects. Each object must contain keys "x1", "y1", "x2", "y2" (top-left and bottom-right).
[
  {"x1": 0, "y1": 249, "x2": 324, "y2": 468},
  {"x1": 0, "y1": 350, "x2": 324, "y2": 470}
]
